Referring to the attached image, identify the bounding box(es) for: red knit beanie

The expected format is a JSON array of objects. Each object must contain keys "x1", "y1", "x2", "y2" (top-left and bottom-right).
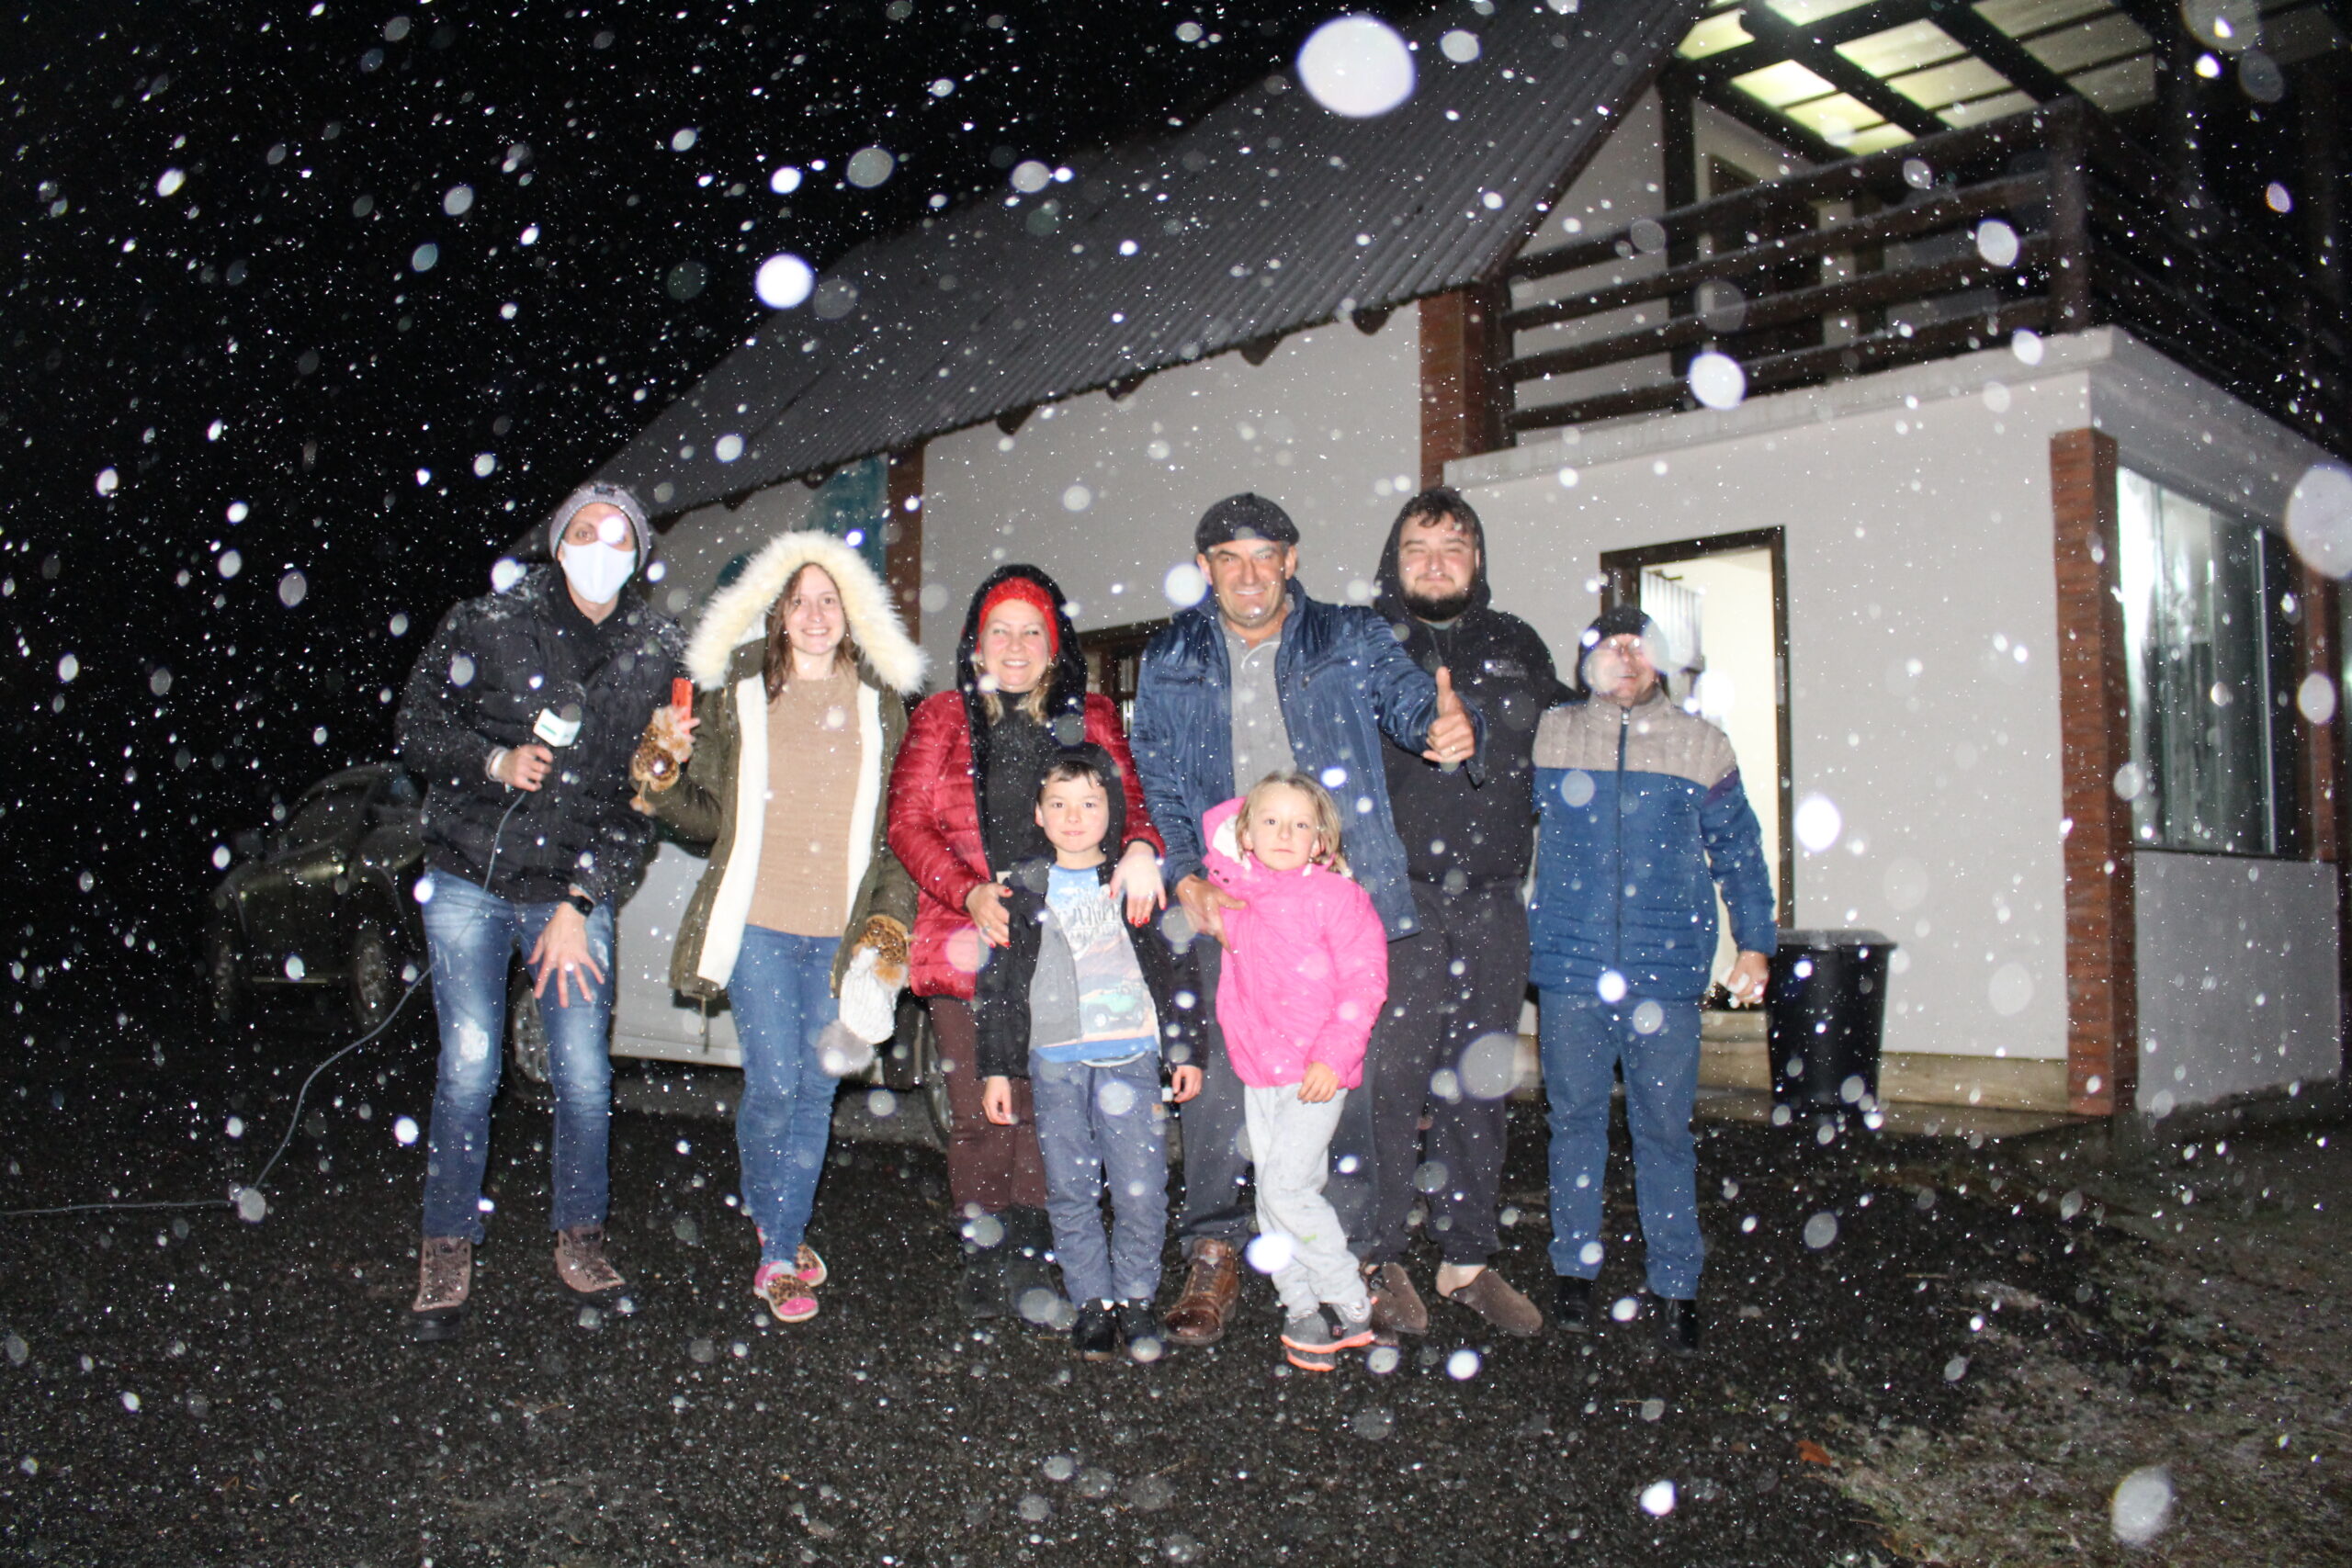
[{"x1": 976, "y1": 577, "x2": 1061, "y2": 658}]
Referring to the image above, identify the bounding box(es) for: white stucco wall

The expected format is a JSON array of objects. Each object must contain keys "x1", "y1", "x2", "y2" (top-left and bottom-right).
[
  {"x1": 915, "y1": 314, "x2": 1422, "y2": 666},
  {"x1": 1454, "y1": 336, "x2": 2108, "y2": 1065},
  {"x1": 1453, "y1": 325, "x2": 2344, "y2": 1080},
  {"x1": 2135, "y1": 853, "x2": 2341, "y2": 1112}
]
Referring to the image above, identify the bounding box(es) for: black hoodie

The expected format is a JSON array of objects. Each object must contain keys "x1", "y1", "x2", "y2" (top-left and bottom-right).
[{"x1": 1374, "y1": 506, "x2": 1566, "y2": 888}]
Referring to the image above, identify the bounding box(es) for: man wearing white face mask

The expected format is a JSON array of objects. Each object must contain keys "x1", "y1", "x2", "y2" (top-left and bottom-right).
[{"x1": 397, "y1": 480, "x2": 686, "y2": 1341}]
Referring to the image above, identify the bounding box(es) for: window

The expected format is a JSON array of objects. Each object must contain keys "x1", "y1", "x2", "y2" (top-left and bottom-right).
[
  {"x1": 2115, "y1": 468, "x2": 2300, "y2": 855},
  {"x1": 274, "y1": 787, "x2": 369, "y2": 857}
]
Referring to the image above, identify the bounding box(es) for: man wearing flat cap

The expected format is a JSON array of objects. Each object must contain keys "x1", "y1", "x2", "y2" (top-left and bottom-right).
[{"x1": 1128, "y1": 492, "x2": 1482, "y2": 1346}]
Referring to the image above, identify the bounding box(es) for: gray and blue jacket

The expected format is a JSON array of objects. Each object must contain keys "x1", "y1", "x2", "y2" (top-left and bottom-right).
[{"x1": 1529, "y1": 688, "x2": 1776, "y2": 1001}]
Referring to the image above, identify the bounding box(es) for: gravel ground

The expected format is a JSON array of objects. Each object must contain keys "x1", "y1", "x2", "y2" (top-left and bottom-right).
[
  {"x1": 1833, "y1": 1117, "x2": 2351, "y2": 1566},
  {"x1": 2, "y1": 998, "x2": 2309, "y2": 1568}
]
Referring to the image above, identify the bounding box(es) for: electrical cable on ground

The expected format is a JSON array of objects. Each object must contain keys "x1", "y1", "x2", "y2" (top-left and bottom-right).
[{"x1": 0, "y1": 975, "x2": 428, "y2": 1221}]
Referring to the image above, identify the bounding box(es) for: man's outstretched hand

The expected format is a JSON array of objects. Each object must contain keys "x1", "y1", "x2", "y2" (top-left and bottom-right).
[{"x1": 1175, "y1": 874, "x2": 1246, "y2": 950}]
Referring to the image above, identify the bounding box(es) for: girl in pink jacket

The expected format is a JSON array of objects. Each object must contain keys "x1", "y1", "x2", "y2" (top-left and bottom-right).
[{"x1": 1202, "y1": 772, "x2": 1388, "y2": 1371}]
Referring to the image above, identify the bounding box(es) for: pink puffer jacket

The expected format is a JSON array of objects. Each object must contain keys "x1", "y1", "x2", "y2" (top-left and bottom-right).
[{"x1": 1201, "y1": 797, "x2": 1388, "y2": 1090}]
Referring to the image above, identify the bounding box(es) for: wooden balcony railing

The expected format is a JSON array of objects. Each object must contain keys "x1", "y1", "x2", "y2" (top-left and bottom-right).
[{"x1": 1503, "y1": 99, "x2": 2349, "y2": 457}]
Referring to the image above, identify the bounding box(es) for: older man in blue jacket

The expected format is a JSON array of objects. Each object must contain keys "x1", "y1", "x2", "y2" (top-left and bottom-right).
[
  {"x1": 1530, "y1": 604, "x2": 1775, "y2": 1355},
  {"x1": 1131, "y1": 493, "x2": 1479, "y2": 1346}
]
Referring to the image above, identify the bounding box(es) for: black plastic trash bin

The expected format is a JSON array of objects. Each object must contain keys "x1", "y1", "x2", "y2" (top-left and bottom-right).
[{"x1": 1765, "y1": 930, "x2": 1895, "y2": 1116}]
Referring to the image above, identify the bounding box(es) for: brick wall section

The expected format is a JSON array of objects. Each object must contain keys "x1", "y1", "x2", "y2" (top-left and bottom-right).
[
  {"x1": 2298, "y1": 566, "x2": 2338, "y2": 863},
  {"x1": 2050, "y1": 429, "x2": 2136, "y2": 1116},
  {"x1": 2298, "y1": 570, "x2": 2352, "y2": 1084},
  {"x1": 885, "y1": 445, "x2": 924, "y2": 643},
  {"x1": 1419, "y1": 285, "x2": 1505, "y2": 488}
]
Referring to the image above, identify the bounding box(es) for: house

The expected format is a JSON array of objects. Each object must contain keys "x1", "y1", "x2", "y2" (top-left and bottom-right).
[{"x1": 599, "y1": 0, "x2": 2351, "y2": 1130}]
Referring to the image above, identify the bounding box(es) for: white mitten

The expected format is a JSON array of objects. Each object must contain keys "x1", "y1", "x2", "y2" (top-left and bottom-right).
[
  {"x1": 835, "y1": 942, "x2": 901, "y2": 1046},
  {"x1": 816, "y1": 1021, "x2": 877, "y2": 1079}
]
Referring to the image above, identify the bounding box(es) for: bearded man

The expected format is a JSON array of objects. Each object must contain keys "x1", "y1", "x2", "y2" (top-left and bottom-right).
[{"x1": 1361, "y1": 487, "x2": 1566, "y2": 1338}]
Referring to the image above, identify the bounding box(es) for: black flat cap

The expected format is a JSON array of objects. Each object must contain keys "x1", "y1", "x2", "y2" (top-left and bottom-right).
[{"x1": 1194, "y1": 492, "x2": 1301, "y2": 554}]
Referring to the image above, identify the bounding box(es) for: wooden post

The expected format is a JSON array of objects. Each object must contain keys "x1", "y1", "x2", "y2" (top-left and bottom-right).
[
  {"x1": 2047, "y1": 102, "x2": 2092, "y2": 333},
  {"x1": 2051, "y1": 430, "x2": 2137, "y2": 1117},
  {"x1": 1660, "y1": 65, "x2": 1700, "y2": 374},
  {"x1": 2299, "y1": 53, "x2": 2346, "y2": 322},
  {"x1": 1419, "y1": 284, "x2": 1506, "y2": 488},
  {"x1": 885, "y1": 445, "x2": 924, "y2": 642},
  {"x1": 2159, "y1": 12, "x2": 2207, "y2": 215}
]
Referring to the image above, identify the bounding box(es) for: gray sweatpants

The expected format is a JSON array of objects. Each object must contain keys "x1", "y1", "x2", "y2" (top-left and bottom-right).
[{"x1": 1243, "y1": 1084, "x2": 1371, "y2": 1321}]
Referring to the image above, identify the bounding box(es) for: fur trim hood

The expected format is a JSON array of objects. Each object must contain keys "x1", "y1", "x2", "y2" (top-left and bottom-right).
[{"x1": 683, "y1": 529, "x2": 926, "y2": 695}]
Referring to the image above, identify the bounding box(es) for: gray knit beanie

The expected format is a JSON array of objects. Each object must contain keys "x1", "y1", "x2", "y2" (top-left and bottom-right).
[{"x1": 546, "y1": 481, "x2": 650, "y2": 562}]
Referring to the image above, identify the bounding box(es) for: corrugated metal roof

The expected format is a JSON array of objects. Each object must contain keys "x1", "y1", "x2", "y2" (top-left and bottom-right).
[{"x1": 600, "y1": 0, "x2": 1702, "y2": 515}]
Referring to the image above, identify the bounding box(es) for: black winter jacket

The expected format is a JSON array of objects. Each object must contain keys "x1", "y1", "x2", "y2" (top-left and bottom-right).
[
  {"x1": 1374, "y1": 513, "x2": 1566, "y2": 889},
  {"x1": 971, "y1": 742, "x2": 1198, "y2": 1079},
  {"x1": 397, "y1": 566, "x2": 684, "y2": 907},
  {"x1": 972, "y1": 855, "x2": 1201, "y2": 1080}
]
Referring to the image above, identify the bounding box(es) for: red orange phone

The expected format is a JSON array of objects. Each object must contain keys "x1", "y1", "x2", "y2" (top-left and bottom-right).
[{"x1": 672, "y1": 678, "x2": 693, "y2": 714}]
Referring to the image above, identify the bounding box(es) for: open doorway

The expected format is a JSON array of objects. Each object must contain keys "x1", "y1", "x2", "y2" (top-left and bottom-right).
[{"x1": 1599, "y1": 528, "x2": 1793, "y2": 982}]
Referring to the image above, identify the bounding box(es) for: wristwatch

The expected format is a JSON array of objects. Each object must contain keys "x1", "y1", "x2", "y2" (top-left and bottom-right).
[{"x1": 563, "y1": 891, "x2": 595, "y2": 918}]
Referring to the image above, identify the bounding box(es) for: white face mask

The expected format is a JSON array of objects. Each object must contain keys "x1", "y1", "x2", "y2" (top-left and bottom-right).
[{"x1": 560, "y1": 539, "x2": 636, "y2": 604}]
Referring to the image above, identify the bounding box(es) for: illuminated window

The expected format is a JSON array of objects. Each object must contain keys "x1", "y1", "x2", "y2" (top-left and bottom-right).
[{"x1": 2116, "y1": 468, "x2": 2299, "y2": 855}]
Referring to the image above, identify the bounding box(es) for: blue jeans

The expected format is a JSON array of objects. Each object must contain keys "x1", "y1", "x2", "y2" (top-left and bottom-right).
[
  {"x1": 1030, "y1": 1053, "x2": 1169, "y2": 1305},
  {"x1": 419, "y1": 874, "x2": 616, "y2": 1242},
  {"x1": 1538, "y1": 993, "x2": 1705, "y2": 1300},
  {"x1": 729, "y1": 927, "x2": 842, "y2": 1265}
]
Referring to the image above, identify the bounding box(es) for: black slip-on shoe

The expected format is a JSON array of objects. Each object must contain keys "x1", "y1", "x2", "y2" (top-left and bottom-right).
[
  {"x1": 1553, "y1": 1275, "x2": 1597, "y2": 1336},
  {"x1": 1657, "y1": 1295, "x2": 1702, "y2": 1356}
]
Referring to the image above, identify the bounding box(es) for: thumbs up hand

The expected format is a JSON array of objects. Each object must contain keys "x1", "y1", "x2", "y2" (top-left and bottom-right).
[{"x1": 1420, "y1": 664, "x2": 1476, "y2": 767}]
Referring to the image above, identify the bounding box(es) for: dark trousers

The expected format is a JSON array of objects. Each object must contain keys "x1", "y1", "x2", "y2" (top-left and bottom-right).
[
  {"x1": 1330, "y1": 881, "x2": 1530, "y2": 1266},
  {"x1": 1412, "y1": 883, "x2": 1531, "y2": 1265},
  {"x1": 930, "y1": 997, "x2": 1049, "y2": 1214},
  {"x1": 1172, "y1": 941, "x2": 1255, "y2": 1249}
]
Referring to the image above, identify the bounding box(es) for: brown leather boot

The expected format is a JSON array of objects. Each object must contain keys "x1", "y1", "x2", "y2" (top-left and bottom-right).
[
  {"x1": 1366, "y1": 1261, "x2": 1429, "y2": 1337},
  {"x1": 1161, "y1": 1238, "x2": 1241, "y2": 1347},
  {"x1": 410, "y1": 1235, "x2": 471, "y2": 1342},
  {"x1": 554, "y1": 1224, "x2": 628, "y2": 1302}
]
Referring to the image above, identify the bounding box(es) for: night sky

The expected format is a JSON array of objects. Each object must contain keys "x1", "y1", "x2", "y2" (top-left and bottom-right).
[{"x1": 4, "y1": 0, "x2": 1437, "y2": 1006}]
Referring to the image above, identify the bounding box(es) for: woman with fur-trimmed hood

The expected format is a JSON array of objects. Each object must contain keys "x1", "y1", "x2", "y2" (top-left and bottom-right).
[{"x1": 644, "y1": 530, "x2": 925, "y2": 1326}]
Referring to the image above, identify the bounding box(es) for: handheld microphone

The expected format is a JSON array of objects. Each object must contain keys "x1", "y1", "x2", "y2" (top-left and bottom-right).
[{"x1": 533, "y1": 679, "x2": 590, "y2": 749}]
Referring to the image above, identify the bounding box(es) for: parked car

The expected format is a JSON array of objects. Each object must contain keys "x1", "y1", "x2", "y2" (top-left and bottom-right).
[
  {"x1": 206, "y1": 764, "x2": 426, "y2": 1032},
  {"x1": 204, "y1": 763, "x2": 950, "y2": 1134}
]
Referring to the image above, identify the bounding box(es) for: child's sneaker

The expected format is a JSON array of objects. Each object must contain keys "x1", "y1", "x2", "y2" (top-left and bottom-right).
[
  {"x1": 1072, "y1": 1301, "x2": 1120, "y2": 1361},
  {"x1": 792, "y1": 1244, "x2": 827, "y2": 1289},
  {"x1": 754, "y1": 1260, "x2": 819, "y2": 1325},
  {"x1": 1281, "y1": 1310, "x2": 1341, "y2": 1372},
  {"x1": 1328, "y1": 1302, "x2": 1375, "y2": 1351}
]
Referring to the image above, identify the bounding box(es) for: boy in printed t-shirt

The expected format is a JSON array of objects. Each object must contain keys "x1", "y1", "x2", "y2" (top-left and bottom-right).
[{"x1": 977, "y1": 749, "x2": 1203, "y2": 1360}]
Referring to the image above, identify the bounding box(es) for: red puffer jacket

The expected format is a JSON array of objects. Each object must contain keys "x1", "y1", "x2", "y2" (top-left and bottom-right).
[{"x1": 887, "y1": 690, "x2": 1162, "y2": 998}]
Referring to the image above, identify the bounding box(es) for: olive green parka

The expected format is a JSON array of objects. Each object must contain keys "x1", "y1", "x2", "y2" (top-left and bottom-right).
[{"x1": 648, "y1": 530, "x2": 928, "y2": 1000}]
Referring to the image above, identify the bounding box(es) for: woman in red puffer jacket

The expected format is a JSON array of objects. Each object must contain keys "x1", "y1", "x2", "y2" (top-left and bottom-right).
[{"x1": 887, "y1": 564, "x2": 1164, "y2": 1321}]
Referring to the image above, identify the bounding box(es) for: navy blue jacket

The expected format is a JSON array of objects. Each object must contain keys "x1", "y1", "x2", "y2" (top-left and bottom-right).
[
  {"x1": 1529, "y1": 690, "x2": 1776, "y2": 1000},
  {"x1": 1129, "y1": 581, "x2": 1479, "y2": 941}
]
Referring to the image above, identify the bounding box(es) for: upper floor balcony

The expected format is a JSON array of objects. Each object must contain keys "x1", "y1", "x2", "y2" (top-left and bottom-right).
[{"x1": 1503, "y1": 97, "x2": 2348, "y2": 459}]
